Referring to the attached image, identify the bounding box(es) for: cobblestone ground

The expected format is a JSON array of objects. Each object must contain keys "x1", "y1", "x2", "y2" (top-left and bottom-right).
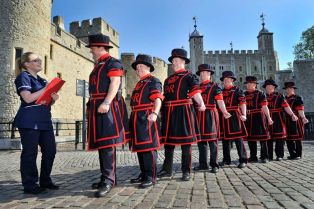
[{"x1": 1, "y1": 141, "x2": 314, "y2": 209}]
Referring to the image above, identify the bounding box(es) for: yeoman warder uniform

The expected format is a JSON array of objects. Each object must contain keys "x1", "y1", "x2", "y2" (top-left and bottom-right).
[
  {"x1": 157, "y1": 48, "x2": 201, "y2": 181},
  {"x1": 129, "y1": 54, "x2": 163, "y2": 188},
  {"x1": 219, "y1": 71, "x2": 248, "y2": 168},
  {"x1": 86, "y1": 34, "x2": 129, "y2": 197},
  {"x1": 194, "y1": 64, "x2": 223, "y2": 173},
  {"x1": 263, "y1": 79, "x2": 288, "y2": 161},
  {"x1": 244, "y1": 76, "x2": 270, "y2": 163},
  {"x1": 284, "y1": 82, "x2": 305, "y2": 159}
]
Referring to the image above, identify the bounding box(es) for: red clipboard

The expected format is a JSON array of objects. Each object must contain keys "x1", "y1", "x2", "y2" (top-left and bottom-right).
[{"x1": 36, "y1": 77, "x2": 65, "y2": 106}]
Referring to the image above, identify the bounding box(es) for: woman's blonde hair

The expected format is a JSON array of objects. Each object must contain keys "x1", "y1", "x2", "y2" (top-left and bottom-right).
[{"x1": 15, "y1": 52, "x2": 34, "y2": 76}]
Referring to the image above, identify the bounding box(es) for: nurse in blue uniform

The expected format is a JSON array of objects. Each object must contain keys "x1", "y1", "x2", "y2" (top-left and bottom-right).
[{"x1": 14, "y1": 52, "x2": 59, "y2": 194}]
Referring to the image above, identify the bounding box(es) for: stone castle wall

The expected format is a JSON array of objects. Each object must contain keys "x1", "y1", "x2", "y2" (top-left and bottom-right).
[
  {"x1": 203, "y1": 51, "x2": 278, "y2": 89},
  {"x1": 0, "y1": 0, "x2": 52, "y2": 121},
  {"x1": 293, "y1": 60, "x2": 314, "y2": 112},
  {"x1": 49, "y1": 24, "x2": 94, "y2": 121}
]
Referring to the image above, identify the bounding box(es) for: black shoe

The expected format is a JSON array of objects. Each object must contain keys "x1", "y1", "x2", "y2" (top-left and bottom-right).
[
  {"x1": 276, "y1": 157, "x2": 283, "y2": 161},
  {"x1": 94, "y1": 184, "x2": 112, "y2": 198},
  {"x1": 91, "y1": 182, "x2": 103, "y2": 189},
  {"x1": 219, "y1": 161, "x2": 231, "y2": 167},
  {"x1": 24, "y1": 186, "x2": 46, "y2": 194},
  {"x1": 211, "y1": 167, "x2": 219, "y2": 173},
  {"x1": 181, "y1": 173, "x2": 190, "y2": 181},
  {"x1": 157, "y1": 170, "x2": 172, "y2": 178},
  {"x1": 248, "y1": 157, "x2": 258, "y2": 163},
  {"x1": 139, "y1": 180, "x2": 154, "y2": 188},
  {"x1": 193, "y1": 166, "x2": 209, "y2": 171},
  {"x1": 287, "y1": 156, "x2": 296, "y2": 160},
  {"x1": 40, "y1": 183, "x2": 59, "y2": 190},
  {"x1": 130, "y1": 174, "x2": 144, "y2": 184},
  {"x1": 237, "y1": 163, "x2": 246, "y2": 169},
  {"x1": 261, "y1": 159, "x2": 269, "y2": 163}
]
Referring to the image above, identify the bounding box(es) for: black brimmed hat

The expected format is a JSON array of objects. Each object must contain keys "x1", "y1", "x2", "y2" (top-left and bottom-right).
[
  {"x1": 283, "y1": 81, "x2": 297, "y2": 89},
  {"x1": 131, "y1": 54, "x2": 155, "y2": 72},
  {"x1": 220, "y1": 71, "x2": 236, "y2": 81},
  {"x1": 196, "y1": 64, "x2": 215, "y2": 76},
  {"x1": 86, "y1": 34, "x2": 113, "y2": 48},
  {"x1": 262, "y1": 79, "x2": 278, "y2": 88},
  {"x1": 244, "y1": 76, "x2": 258, "y2": 84},
  {"x1": 168, "y1": 48, "x2": 190, "y2": 64}
]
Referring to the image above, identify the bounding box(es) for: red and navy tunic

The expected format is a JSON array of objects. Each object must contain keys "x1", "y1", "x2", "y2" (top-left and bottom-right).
[
  {"x1": 161, "y1": 69, "x2": 201, "y2": 145},
  {"x1": 197, "y1": 80, "x2": 223, "y2": 141},
  {"x1": 220, "y1": 86, "x2": 248, "y2": 140},
  {"x1": 87, "y1": 53, "x2": 129, "y2": 150},
  {"x1": 285, "y1": 94, "x2": 305, "y2": 140},
  {"x1": 129, "y1": 74, "x2": 163, "y2": 152},
  {"x1": 244, "y1": 90, "x2": 270, "y2": 141},
  {"x1": 267, "y1": 92, "x2": 289, "y2": 139}
]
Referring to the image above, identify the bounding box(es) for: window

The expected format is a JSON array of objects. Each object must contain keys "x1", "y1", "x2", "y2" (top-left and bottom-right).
[
  {"x1": 14, "y1": 47, "x2": 23, "y2": 72},
  {"x1": 254, "y1": 66, "x2": 257, "y2": 71},
  {"x1": 269, "y1": 66, "x2": 272, "y2": 71},
  {"x1": 15, "y1": 47, "x2": 23, "y2": 61},
  {"x1": 44, "y1": 56, "x2": 48, "y2": 74},
  {"x1": 239, "y1": 77, "x2": 242, "y2": 82},
  {"x1": 57, "y1": 72, "x2": 62, "y2": 79},
  {"x1": 50, "y1": 44, "x2": 54, "y2": 59},
  {"x1": 239, "y1": 66, "x2": 242, "y2": 71}
]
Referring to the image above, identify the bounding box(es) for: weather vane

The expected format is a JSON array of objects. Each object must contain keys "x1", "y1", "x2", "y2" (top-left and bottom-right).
[
  {"x1": 193, "y1": 16, "x2": 197, "y2": 30},
  {"x1": 260, "y1": 13, "x2": 266, "y2": 28}
]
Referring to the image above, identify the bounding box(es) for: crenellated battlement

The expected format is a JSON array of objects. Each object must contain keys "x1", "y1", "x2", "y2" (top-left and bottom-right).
[
  {"x1": 51, "y1": 23, "x2": 92, "y2": 61},
  {"x1": 69, "y1": 17, "x2": 119, "y2": 47},
  {"x1": 205, "y1": 49, "x2": 260, "y2": 56}
]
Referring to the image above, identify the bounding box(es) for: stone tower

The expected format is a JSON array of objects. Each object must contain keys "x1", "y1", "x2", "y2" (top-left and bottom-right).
[
  {"x1": 257, "y1": 14, "x2": 278, "y2": 80},
  {"x1": 189, "y1": 17, "x2": 204, "y2": 73},
  {"x1": 0, "y1": 0, "x2": 52, "y2": 122},
  {"x1": 257, "y1": 14, "x2": 274, "y2": 53}
]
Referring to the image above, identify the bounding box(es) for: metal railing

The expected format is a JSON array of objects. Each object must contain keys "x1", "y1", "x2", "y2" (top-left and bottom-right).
[
  {"x1": 304, "y1": 112, "x2": 314, "y2": 140},
  {"x1": 0, "y1": 121, "x2": 80, "y2": 138},
  {"x1": 1, "y1": 112, "x2": 314, "y2": 148}
]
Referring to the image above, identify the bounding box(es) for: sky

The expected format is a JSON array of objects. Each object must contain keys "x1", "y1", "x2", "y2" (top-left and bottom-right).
[{"x1": 52, "y1": 0, "x2": 314, "y2": 70}]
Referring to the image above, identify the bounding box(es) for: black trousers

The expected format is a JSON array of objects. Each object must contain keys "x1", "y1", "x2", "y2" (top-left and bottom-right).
[
  {"x1": 286, "y1": 140, "x2": 302, "y2": 158},
  {"x1": 197, "y1": 140, "x2": 219, "y2": 168},
  {"x1": 19, "y1": 129, "x2": 56, "y2": 190},
  {"x1": 162, "y1": 144, "x2": 192, "y2": 173},
  {"x1": 222, "y1": 139, "x2": 247, "y2": 164},
  {"x1": 248, "y1": 141, "x2": 269, "y2": 160},
  {"x1": 267, "y1": 139, "x2": 285, "y2": 160},
  {"x1": 137, "y1": 150, "x2": 157, "y2": 182},
  {"x1": 98, "y1": 147, "x2": 116, "y2": 186}
]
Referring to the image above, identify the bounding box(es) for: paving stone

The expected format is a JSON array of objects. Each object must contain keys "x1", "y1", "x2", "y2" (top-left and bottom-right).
[{"x1": 1, "y1": 142, "x2": 314, "y2": 209}]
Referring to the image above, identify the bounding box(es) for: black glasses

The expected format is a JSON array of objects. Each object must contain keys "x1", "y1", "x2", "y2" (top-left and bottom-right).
[{"x1": 28, "y1": 58, "x2": 42, "y2": 63}]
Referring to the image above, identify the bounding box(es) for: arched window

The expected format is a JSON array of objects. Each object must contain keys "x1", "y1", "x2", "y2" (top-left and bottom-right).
[{"x1": 239, "y1": 66, "x2": 242, "y2": 71}]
